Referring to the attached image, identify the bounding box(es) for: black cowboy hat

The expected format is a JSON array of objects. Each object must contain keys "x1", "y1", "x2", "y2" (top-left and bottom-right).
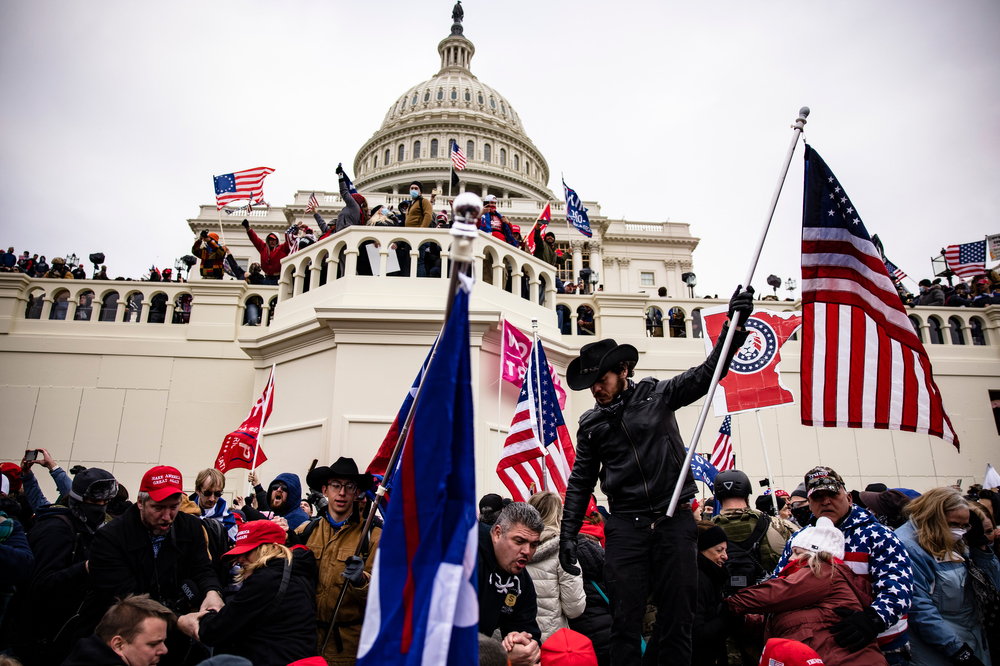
[
  {"x1": 566, "y1": 338, "x2": 639, "y2": 391},
  {"x1": 306, "y1": 457, "x2": 375, "y2": 494}
]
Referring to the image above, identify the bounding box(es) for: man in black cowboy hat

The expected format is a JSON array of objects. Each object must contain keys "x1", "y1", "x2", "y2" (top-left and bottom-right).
[
  {"x1": 295, "y1": 457, "x2": 379, "y2": 664},
  {"x1": 558, "y1": 287, "x2": 755, "y2": 666}
]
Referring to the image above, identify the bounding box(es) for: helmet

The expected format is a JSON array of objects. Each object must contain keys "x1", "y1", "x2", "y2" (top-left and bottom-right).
[{"x1": 714, "y1": 469, "x2": 752, "y2": 500}]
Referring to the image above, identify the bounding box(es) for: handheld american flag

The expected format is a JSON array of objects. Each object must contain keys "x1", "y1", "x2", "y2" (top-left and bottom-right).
[
  {"x1": 800, "y1": 145, "x2": 958, "y2": 448},
  {"x1": 709, "y1": 416, "x2": 735, "y2": 471},
  {"x1": 305, "y1": 192, "x2": 319, "y2": 214},
  {"x1": 944, "y1": 240, "x2": 986, "y2": 278},
  {"x1": 497, "y1": 340, "x2": 576, "y2": 501},
  {"x1": 213, "y1": 167, "x2": 274, "y2": 209}
]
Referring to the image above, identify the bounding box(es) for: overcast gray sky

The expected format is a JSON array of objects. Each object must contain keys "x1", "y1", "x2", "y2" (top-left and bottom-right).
[{"x1": 2, "y1": 1, "x2": 997, "y2": 297}]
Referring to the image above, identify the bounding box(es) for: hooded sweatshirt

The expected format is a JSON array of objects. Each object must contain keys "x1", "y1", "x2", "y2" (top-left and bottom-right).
[
  {"x1": 269, "y1": 473, "x2": 310, "y2": 530},
  {"x1": 246, "y1": 227, "x2": 290, "y2": 277}
]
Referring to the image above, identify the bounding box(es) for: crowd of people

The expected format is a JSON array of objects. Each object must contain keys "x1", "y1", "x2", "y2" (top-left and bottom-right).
[{"x1": 899, "y1": 273, "x2": 1000, "y2": 308}]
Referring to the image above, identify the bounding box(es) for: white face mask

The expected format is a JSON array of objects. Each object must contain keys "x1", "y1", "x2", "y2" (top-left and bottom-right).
[
  {"x1": 409, "y1": 189, "x2": 419, "y2": 199},
  {"x1": 950, "y1": 527, "x2": 968, "y2": 541}
]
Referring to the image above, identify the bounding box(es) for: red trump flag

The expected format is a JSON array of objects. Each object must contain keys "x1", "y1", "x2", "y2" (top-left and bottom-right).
[{"x1": 216, "y1": 366, "x2": 274, "y2": 473}]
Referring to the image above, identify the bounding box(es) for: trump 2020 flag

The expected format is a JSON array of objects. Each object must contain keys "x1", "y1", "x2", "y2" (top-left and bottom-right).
[
  {"x1": 215, "y1": 366, "x2": 273, "y2": 473},
  {"x1": 357, "y1": 286, "x2": 478, "y2": 666},
  {"x1": 688, "y1": 450, "x2": 719, "y2": 490},
  {"x1": 563, "y1": 179, "x2": 592, "y2": 238}
]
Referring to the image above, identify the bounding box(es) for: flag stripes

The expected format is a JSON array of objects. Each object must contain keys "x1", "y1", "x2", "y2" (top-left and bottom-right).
[
  {"x1": 214, "y1": 167, "x2": 274, "y2": 209},
  {"x1": 451, "y1": 141, "x2": 466, "y2": 171},
  {"x1": 944, "y1": 240, "x2": 987, "y2": 278},
  {"x1": 305, "y1": 192, "x2": 319, "y2": 213},
  {"x1": 710, "y1": 415, "x2": 734, "y2": 471}
]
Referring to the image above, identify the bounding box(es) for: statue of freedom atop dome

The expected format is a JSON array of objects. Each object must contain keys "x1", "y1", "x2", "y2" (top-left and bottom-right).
[{"x1": 451, "y1": 1, "x2": 464, "y2": 35}]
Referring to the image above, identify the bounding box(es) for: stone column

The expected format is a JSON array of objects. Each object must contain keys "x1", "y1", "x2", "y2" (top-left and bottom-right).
[
  {"x1": 114, "y1": 299, "x2": 126, "y2": 322},
  {"x1": 165, "y1": 301, "x2": 176, "y2": 324},
  {"x1": 571, "y1": 240, "x2": 585, "y2": 285},
  {"x1": 40, "y1": 295, "x2": 54, "y2": 320},
  {"x1": 529, "y1": 277, "x2": 540, "y2": 303},
  {"x1": 344, "y1": 248, "x2": 360, "y2": 277},
  {"x1": 511, "y1": 269, "x2": 522, "y2": 296},
  {"x1": 66, "y1": 298, "x2": 78, "y2": 321},
  {"x1": 603, "y1": 256, "x2": 615, "y2": 292},
  {"x1": 481, "y1": 184, "x2": 489, "y2": 199},
  {"x1": 618, "y1": 257, "x2": 631, "y2": 292},
  {"x1": 439, "y1": 250, "x2": 451, "y2": 279},
  {"x1": 493, "y1": 260, "x2": 504, "y2": 287},
  {"x1": 293, "y1": 271, "x2": 305, "y2": 297},
  {"x1": 310, "y1": 263, "x2": 323, "y2": 290},
  {"x1": 679, "y1": 260, "x2": 693, "y2": 297},
  {"x1": 570, "y1": 312, "x2": 578, "y2": 337},
  {"x1": 589, "y1": 242, "x2": 603, "y2": 288},
  {"x1": 664, "y1": 259, "x2": 678, "y2": 297},
  {"x1": 409, "y1": 250, "x2": 419, "y2": 278},
  {"x1": 544, "y1": 277, "x2": 556, "y2": 310},
  {"x1": 139, "y1": 300, "x2": 151, "y2": 323},
  {"x1": 378, "y1": 247, "x2": 389, "y2": 277}
]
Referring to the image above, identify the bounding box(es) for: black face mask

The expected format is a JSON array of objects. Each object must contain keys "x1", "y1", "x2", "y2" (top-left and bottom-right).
[
  {"x1": 79, "y1": 502, "x2": 108, "y2": 528},
  {"x1": 791, "y1": 504, "x2": 813, "y2": 526}
]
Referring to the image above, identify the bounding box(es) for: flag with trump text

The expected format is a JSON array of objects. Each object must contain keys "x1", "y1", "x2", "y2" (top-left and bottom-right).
[
  {"x1": 213, "y1": 167, "x2": 274, "y2": 209},
  {"x1": 356, "y1": 284, "x2": 478, "y2": 666},
  {"x1": 800, "y1": 145, "x2": 958, "y2": 448},
  {"x1": 497, "y1": 340, "x2": 576, "y2": 501},
  {"x1": 689, "y1": 449, "x2": 719, "y2": 489},
  {"x1": 563, "y1": 179, "x2": 592, "y2": 238},
  {"x1": 215, "y1": 366, "x2": 273, "y2": 473}
]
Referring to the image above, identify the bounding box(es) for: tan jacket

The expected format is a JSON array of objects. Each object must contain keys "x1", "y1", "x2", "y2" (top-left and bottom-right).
[
  {"x1": 296, "y1": 515, "x2": 381, "y2": 665},
  {"x1": 404, "y1": 197, "x2": 433, "y2": 227}
]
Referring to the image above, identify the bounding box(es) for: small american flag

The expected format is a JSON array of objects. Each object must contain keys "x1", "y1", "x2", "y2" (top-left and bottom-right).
[
  {"x1": 944, "y1": 240, "x2": 987, "y2": 278},
  {"x1": 800, "y1": 145, "x2": 957, "y2": 448},
  {"x1": 451, "y1": 141, "x2": 466, "y2": 171},
  {"x1": 213, "y1": 167, "x2": 274, "y2": 210},
  {"x1": 497, "y1": 340, "x2": 575, "y2": 501},
  {"x1": 305, "y1": 192, "x2": 318, "y2": 214},
  {"x1": 710, "y1": 416, "x2": 735, "y2": 471},
  {"x1": 884, "y1": 258, "x2": 907, "y2": 284}
]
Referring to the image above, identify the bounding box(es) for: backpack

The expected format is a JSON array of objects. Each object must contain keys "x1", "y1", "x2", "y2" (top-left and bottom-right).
[{"x1": 716, "y1": 511, "x2": 771, "y2": 596}]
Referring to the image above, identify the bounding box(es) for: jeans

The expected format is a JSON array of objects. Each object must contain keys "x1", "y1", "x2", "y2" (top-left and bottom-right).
[
  {"x1": 604, "y1": 509, "x2": 697, "y2": 666},
  {"x1": 263, "y1": 276, "x2": 279, "y2": 286}
]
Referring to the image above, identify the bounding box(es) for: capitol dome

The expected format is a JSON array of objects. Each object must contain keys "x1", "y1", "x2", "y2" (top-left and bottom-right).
[{"x1": 353, "y1": 8, "x2": 553, "y2": 201}]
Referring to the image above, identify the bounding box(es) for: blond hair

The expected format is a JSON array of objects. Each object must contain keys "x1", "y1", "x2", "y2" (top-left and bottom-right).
[
  {"x1": 527, "y1": 492, "x2": 562, "y2": 532},
  {"x1": 791, "y1": 548, "x2": 836, "y2": 578},
  {"x1": 235, "y1": 543, "x2": 293, "y2": 583},
  {"x1": 196, "y1": 468, "x2": 225, "y2": 493},
  {"x1": 904, "y1": 486, "x2": 968, "y2": 561}
]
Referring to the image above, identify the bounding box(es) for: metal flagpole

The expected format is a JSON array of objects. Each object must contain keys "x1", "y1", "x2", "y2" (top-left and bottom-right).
[
  {"x1": 667, "y1": 106, "x2": 809, "y2": 517},
  {"x1": 320, "y1": 192, "x2": 484, "y2": 654},
  {"x1": 754, "y1": 409, "x2": 780, "y2": 517},
  {"x1": 247, "y1": 364, "x2": 274, "y2": 498},
  {"x1": 498, "y1": 315, "x2": 505, "y2": 461},
  {"x1": 532, "y1": 318, "x2": 545, "y2": 492}
]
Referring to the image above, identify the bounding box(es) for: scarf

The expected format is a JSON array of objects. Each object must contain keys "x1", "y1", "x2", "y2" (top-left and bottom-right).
[
  {"x1": 0, "y1": 513, "x2": 12, "y2": 542},
  {"x1": 351, "y1": 193, "x2": 369, "y2": 224},
  {"x1": 596, "y1": 379, "x2": 636, "y2": 416}
]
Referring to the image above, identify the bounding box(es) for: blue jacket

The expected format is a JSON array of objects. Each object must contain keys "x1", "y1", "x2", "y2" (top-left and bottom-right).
[
  {"x1": 22, "y1": 466, "x2": 73, "y2": 512},
  {"x1": 270, "y1": 472, "x2": 310, "y2": 530},
  {"x1": 896, "y1": 520, "x2": 999, "y2": 666},
  {"x1": 0, "y1": 516, "x2": 34, "y2": 588},
  {"x1": 479, "y1": 212, "x2": 517, "y2": 246},
  {"x1": 775, "y1": 504, "x2": 912, "y2": 653}
]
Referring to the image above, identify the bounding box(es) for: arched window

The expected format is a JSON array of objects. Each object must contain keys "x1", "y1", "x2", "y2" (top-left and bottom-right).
[
  {"x1": 75, "y1": 290, "x2": 95, "y2": 321},
  {"x1": 148, "y1": 293, "x2": 168, "y2": 323},
  {"x1": 423, "y1": 91, "x2": 430, "y2": 102},
  {"x1": 970, "y1": 317, "x2": 987, "y2": 345},
  {"x1": 928, "y1": 317, "x2": 944, "y2": 345},
  {"x1": 413, "y1": 141, "x2": 421, "y2": 159},
  {"x1": 646, "y1": 307, "x2": 664, "y2": 337},
  {"x1": 398, "y1": 144, "x2": 405, "y2": 162},
  {"x1": 451, "y1": 89, "x2": 457, "y2": 100},
  {"x1": 430, "y1": 139, "x2": 439, "y2": 158},
  {"x1": 908, "y1": 315, "x2": 923, "y2": 342},
  {"x1": 25, "y1": 289, "x2": 44, "y2": 319},
  {"x1": 668, "y1": 307, "x2": 687, "y2": 338},
  {"x1": 49, "y1": 290, "x2": 70, "y2": 320},
  {"x1": 373, "y1": 155, "x2": 378, "y2": 168},
  {"x1": 385, "y1": 149, "x2": 390, "y2": 165},
  {"x1": 490, "y1": 98, "x2": 496, "y2": 109},
  {"x1": 514, "y1": 155, "x2": 519, "y2": 170},
  {"x1": 501, "y1": 103, "x2": 507, "y2": 115},
  {"x1": 411, "y1": 94, "x2": 418, "y2": 106},
  {"x1": 556, "y1": 304, "x2": 571, "y2": 335},
  {"x1": 173, "y1": 293, "x2": 192, "y2": 324},
  {"x1": 267, "y1": 296, "x2": 277, "y2": 326},
  {"x1": 465, "y1": 90, "x2": 471, "y2": 101},
  {"x1": 500, "y1": 148, "x2": 506, "y2": 166},
  {"x1": 123, "y1": 292, "x2": 143, "y2": 322},
  {"x1": 948, "y1": 316, "x2": 965, "y2": 345},
  {"x1": 692, "y1": 309, "x2": 703, "y2": 339},
  {"x1": 577, "y1": 305, "x2": 595, "y2": 336},
  {"x1": 467, "y1": 140, "x2": 474, "y2": 160},
  {"x1": 526, "y1": 160, "x2": 531, "y2": 176},
  {"x1": 484, "y1": 144, "x2": 491, "y2": 162},
  {"x1": 99, "y1": 291, "x2": 119, "y2": 322},
  {"x1": 478, "y1": 93, "x2": 484, "y2": 105}
]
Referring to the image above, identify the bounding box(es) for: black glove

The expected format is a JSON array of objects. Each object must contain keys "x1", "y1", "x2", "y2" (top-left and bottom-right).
[
  {"x1": 967, "y1": 510, "x2": 989, "y2": 549},
  {"x1": 727, "y1": 285, "x2": 755, "y2": 327},
  {"x1": 342, "y1": 555, "x2": 366, "y2": 586},
  {"x1": 200, "y1": 230, "x2": 209, "y2": 239},
  {"x1": 718, "y1": 602, "x2": 743, "y2": 631},
  {"x1": 831, "y1": 607, "x2": 884, "y2": 652},
  {"x1": 336, "y1": 163, "x2": 344, "y2": 176},
  {"x1": 559, "y1": 538, "x2": 580, "y2": 576},
  {"x1": 241, "y1": 219, "x2": 250, "y2": 229},
  {"x1": 950, "y1": 643, "x2": 986, "y2": 666}
]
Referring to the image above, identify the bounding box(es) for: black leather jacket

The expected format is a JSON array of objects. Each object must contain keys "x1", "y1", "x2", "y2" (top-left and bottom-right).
[{"x1": 562, "y1": 324, "x2": 748, "y2": 538}]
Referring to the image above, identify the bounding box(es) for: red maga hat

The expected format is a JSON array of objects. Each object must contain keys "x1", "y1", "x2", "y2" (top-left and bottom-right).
[
  {"x1": 1, "y1": 462, "x2": 23, "y2": 493},
  {"x1": 540, "y1": 628, "x2": 598, "y2": 666},
  {"x1": 759, "y1": 638, "x2": 824, "y2": 666},
  {"x1": 225, "y1": 520, "x2": 287, "y2": 557},
  {"x1": 139, "y1": 465, "x2": 184, "y2": 502}
]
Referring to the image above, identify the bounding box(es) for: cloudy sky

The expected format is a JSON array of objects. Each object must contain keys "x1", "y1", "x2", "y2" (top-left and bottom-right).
[{"x1": 1, "y1": 1, "x2": 997, "y2": 297}]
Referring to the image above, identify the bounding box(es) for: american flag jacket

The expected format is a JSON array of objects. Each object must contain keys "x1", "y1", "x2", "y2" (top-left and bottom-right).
[{"x1": 774, "y1": 504, "x2": 912, "y2": 653}]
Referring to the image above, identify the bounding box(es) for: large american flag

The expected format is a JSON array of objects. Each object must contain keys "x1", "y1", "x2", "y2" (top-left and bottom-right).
[
  {"x1": 710, "y1": 415, "x2": 735, "y2": 471},
  {"x1": 800, "y1": 145, "x2": 958, "y2": 448},
  {"x1": 944, "y1": 240, "x2": 986, "y2": 278},
  {"x1": 497, "y1": 340, "x2": 575, "y2": 501},
  {"x1": 213, "y1": 167, "x2": 274, "y2": 209},
  {"x1": 451, "y1": 141, "x2": 466, "y2": 171}
]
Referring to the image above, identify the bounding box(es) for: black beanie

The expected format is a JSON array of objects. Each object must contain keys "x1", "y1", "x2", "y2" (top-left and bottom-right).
[
  {"x1": 410, "y1": 180, "x2": 422, "y2": 190},
  {"x1": 479, "y1": 493, "x2": 503, "y2": 513},
  {"x1": 698, "y1": 525, "x2": 728, "y2": 552}
]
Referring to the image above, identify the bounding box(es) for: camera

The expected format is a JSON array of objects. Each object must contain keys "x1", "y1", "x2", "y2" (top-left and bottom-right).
[
  {"x1": 200, "y1": 230, "x2": 209, "y2": 239},
  {"x1": 758, "y1": 478, "x2": 770, "y2": 487},
  {"x1": 24, "y1": 449, "x2": 41, "y2": 462}
]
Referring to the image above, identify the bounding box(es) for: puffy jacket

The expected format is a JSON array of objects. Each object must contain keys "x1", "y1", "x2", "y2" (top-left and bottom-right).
[
  {"x1": 693, "y1": 553, "x2": 729, "y2": 666},
  {"x1": 774, "y1": 504, "x2": 913, "y2": 655},
  {"x1": 561, "y1": 324, "x2": 748, "y2": 537},
  {"x1": 896, "y1": 520, "x2": 1000, "y2": 666},
  {"x1": 568, "y1": 534, "x2": 610, "y2": 666},
  {"x1": 0, "y1": 515, "x2": 33, "y2": 589},
  {"x1": 524, "y1": 527, "x2": 586, "y2": 642},
  {"x1": 199, "y1": 547, "x2": 320, "y2": 666},
  {"x1": 917, "y1": 285, "x2": 945, "y2": 306},
  {"x1": 728, "y1": 557, "x2": 886, "y2": 666},
  {"x1": 246, "y1": 227, "x2": 290, "y2": 277},
  {"x1": 269, "y1": 472, "x2": 310, "y2": 530}
]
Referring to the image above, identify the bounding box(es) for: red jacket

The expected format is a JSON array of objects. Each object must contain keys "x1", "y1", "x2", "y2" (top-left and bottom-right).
[
  {"x1": 726, "y1": 559, "x2": 887, "y2": 666},
  {"x1": 247, "y1": 227, "x2": 289, "y2": 277}
]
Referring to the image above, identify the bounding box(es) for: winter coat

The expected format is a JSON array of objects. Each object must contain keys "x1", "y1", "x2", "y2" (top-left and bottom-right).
[
  {"x1": 199, "y1": 547, "x2": 320, "y2": 666},
  {"x1": 774, "y1": 504, "x2": 913, "y2": 654},
  {"x1": 524, "y1": 527, "x2": 586, "y2": 642},
  {"x1": 0, "y1": 515, "x2": 33, "y2": 589},
  {"x1": 21, "y1": 465, "x2": 72, "y2": 511},
  {"x1": 268, "y1": 472, "x2": 311, "y2": 530},
  {"x1": 479, "y1": 212, "x2": 517, "y2": 245},
  {"x1": 728, "y1": 558, "x2": 887, "y2": 666},
  {"x1": 917, "y1": 285, "x2": 945, "y2": 306},
  {"x1": 693, "y1": 553, "x2": 730, "y2": 666},
  {"x1": 714, "y1": 507, "x2": 796, "y2": 575},
  {"x1": 477, "y1": 521, "x2": 541, "y2": 644},
  {"x1": 404, "y1": 196, "x2": 433, "y2": 227},
  {"x1": 61, "y1": 634, "x2": 129, "y2": 666},
  {"x1": 532, "y1": 226, "x2": 559, "y2": 267},
  {"x1": 568, "y1": 534, "x2": 611, "y2": 666},
  {"x1": 896, "y1": 520, "x2": 1000, "y2": 666},
  {"x1": 192, "y1": 237, "x2": 226, "y2": 279},
  {"x1": 562, "y1": 324, "x2": 748, "y2": 538},
  {"x1": 246, "y1": 227, "x2": 290, "y2": 277},
  {"x1": 295, "y1": 512, "x2": 381, "y2": 665}
]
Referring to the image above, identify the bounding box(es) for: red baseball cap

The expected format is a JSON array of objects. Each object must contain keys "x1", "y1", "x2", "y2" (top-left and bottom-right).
[
  {"x1": 759, "y1": 638, "x2": 824, "y2": 666},
  {"x1": 225, "y1": 520, "x2": 287, "y2": 557},
  {"x1": 541, "y1": 628, "x2": 598, "y2": 666},
  {"x1": 139, "y1": 466, "x2": 184, "y2": 502},
  {"x1": 1, "y1": 462, "x2": 23, "y2": 493}
]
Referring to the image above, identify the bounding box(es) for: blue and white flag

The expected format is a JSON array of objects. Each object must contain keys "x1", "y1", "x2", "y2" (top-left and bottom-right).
[
  {"x1": 339, "y1": 162, "x2": 359, "y2": 195},
  {"x1": 562, "y1": 179, "x2": 592, "y2": 238},
  {"x1": 357, "y1": 286, "x2": 478, "y2": 666},
  {"x1": 688, "y1": 449, "x2": 719, "y2": 490}
]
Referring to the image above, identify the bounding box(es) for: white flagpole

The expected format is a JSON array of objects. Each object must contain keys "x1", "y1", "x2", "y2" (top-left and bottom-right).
[
  {"x1": 247, "y1": 364, "x2": 274, "y2": 498},
  {"x1": 498, "y1": 315, "x2": 505, "y2": 462},
  {"x1": 754, "y1": 409, "x2": 780, "y2": 516},
  {"x1": 533, "y1": 317, "x2": 546, "y2": 492},
  {"x1": 667, "y1": 107, "x2": 809, "y2": 517}
]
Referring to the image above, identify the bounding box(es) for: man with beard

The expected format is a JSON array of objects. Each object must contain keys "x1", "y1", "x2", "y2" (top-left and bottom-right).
[
  {"x1": 82, "y1": 466, "x2": 224, "y2": 666},
  {"x1": 557, "y1": 287, "x2": 754, "y2": 666},
  {"x1": 0, "y1": 468, "x2": 118, "y2": 665},
  {"x1": 265, "y1": 472, "x2": 310, "y2": 531}
]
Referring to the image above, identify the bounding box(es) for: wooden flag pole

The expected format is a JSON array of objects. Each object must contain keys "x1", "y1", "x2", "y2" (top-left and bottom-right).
[{"x1": 666, "y1": 107, "x2": 809, "y2": 517}]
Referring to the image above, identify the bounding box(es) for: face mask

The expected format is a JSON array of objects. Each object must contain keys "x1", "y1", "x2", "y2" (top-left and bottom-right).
[
  {"x1": 80, "y1": 502, "x2": 109, "y2": 527},
  {"x1": 950, "y1": 527, "x2": 968, "y2": 541},
  {"x1": 0, "y1": 496, "x2": 20, "y2": 519},
  {"x1": 791, "y1": 504, "x2": 813, "y2": 526},
  {"x1": 409, "y1": 189, "x2": 419, "y2": 199}
]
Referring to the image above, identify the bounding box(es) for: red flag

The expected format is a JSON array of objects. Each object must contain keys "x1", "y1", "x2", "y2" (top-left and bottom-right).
[
  {"x1": 216, "y1": 366, "x2": 274, "y2": 473},
  {"x1": 501, "y1": 319, "x2": 567, "y2": 409},
  {"x1": 523, "y1": 203, "x2": 552, "y2": 255}
]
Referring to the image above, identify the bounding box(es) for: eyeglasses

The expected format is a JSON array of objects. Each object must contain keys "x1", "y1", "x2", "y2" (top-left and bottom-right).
[
  {"x1": 947, "y1": 522, "x2": 971, "y2": 531},
  {"x1": 200, "y1": 489, "x2": 224, "y2": 498},
  {"x1": 327, "y1": 482, "x2": 358, "y2": 494}
]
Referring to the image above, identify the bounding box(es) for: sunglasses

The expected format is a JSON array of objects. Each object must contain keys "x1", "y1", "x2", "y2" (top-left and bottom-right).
[
  {"x1": 269, "y1": 483, "x2": 287, "y2": 493},
  {"x1": 200, "y1": 489, "x2": 224, "y2": 498}
]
